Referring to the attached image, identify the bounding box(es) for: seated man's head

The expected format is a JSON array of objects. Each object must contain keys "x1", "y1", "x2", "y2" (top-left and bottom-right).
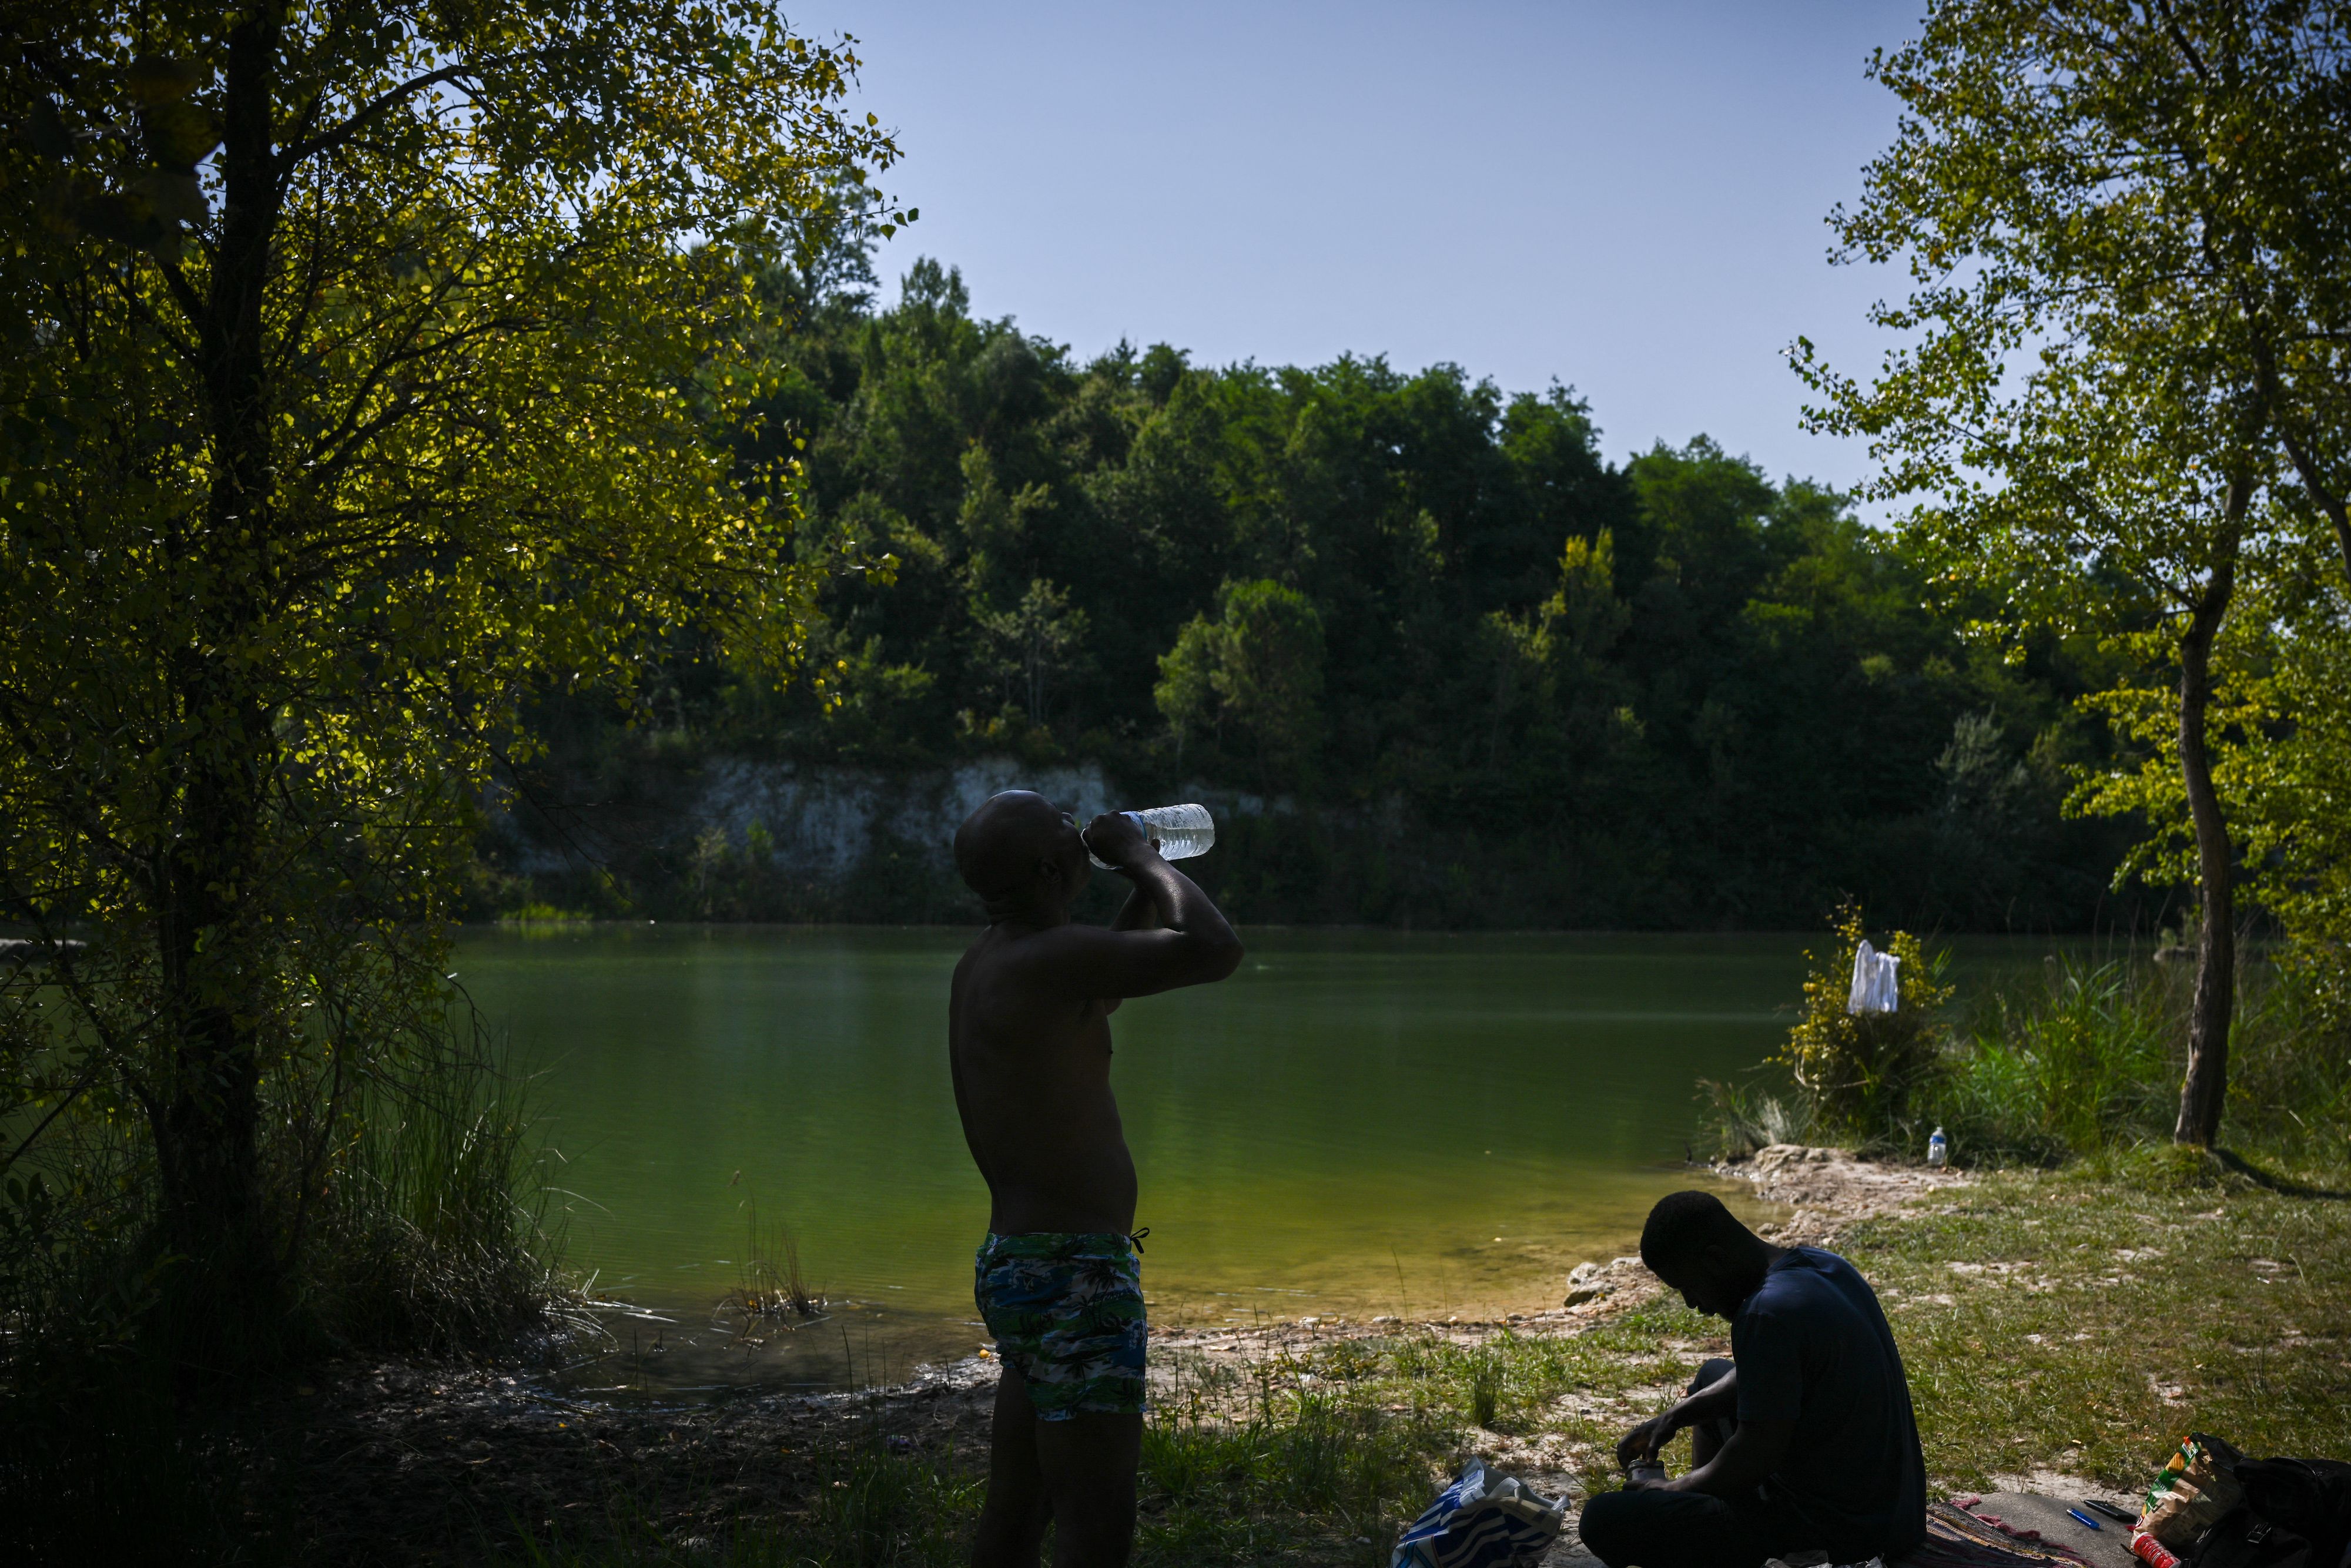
[
  {"x1": 955, "y1": 790, "x2": 1090, "y2": 921},
  {"x1": 1639, "y1": 1190, "x2": 1774, "y2": 1318}
]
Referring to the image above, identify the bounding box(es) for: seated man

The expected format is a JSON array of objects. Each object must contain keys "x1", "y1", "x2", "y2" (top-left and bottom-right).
[
  {"x1": 949, "y1": 792, "x2": 1244, "y2": 1568},
  {"x1": 1581, "y1": 1191, "x2": 1926, "y2": 1568}
]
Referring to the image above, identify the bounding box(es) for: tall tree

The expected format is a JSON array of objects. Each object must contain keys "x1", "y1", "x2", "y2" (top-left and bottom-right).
[
  {"x1": 1796, "y1": 0, "x2": 2349, "y2": 1145},
  {"x1": 0, "y1": 0, "x2": 900, "y2": 1351},
  {"x1": 1154, "y1": 579, "x2": 1326, "y2": 786}
]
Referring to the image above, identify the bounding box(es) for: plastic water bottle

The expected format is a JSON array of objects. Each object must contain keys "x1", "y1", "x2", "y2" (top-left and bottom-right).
[
  {"x1": 1084, "y1": 803, "x2": 1215, "y2": 869},
  {"x1": 1927, "y1": 1127, "x2": 1948, "y2": 1169}
]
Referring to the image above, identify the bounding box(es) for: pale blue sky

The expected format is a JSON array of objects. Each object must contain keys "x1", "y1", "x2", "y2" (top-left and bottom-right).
[{"x1": 789, "y1": 1, "x2": 1921, "y2": 496}]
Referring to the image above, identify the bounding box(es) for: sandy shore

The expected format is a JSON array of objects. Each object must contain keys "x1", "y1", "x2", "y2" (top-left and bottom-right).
[{"x1": 1146, "y1": 1144, "x2": 1969, "y2": 1365}]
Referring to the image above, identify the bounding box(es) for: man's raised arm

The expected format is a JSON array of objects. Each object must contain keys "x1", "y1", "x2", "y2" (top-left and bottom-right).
[{"x1": 1035, "y1": 812, "x2": 1242, "y2": 997}]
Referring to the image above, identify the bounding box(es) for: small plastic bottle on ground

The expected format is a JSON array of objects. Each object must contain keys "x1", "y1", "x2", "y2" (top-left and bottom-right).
[
  {"x1": 1084, "y1": 803, "x2": 1215, "y2": 869},
  {"x1": 1927, "y1": 1127, "x2": 1948, "y2": 1168}
]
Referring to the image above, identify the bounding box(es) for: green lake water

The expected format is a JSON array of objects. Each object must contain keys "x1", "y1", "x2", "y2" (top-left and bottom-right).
[{"x1": 460, "y1": 925, "x2": 1848, "y2": 1394}]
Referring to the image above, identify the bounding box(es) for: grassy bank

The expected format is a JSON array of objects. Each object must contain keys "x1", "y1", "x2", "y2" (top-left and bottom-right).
[
  {"x1": 271, "y1": 926, "x2": 2351, "y2": 1565},
  {"x1": 470, "y1": 1152, "x2": 2347, "y2": 1568},
  {"x1": 23, "y1": 1135, "x2": 2336, "y2": 1564},
  {"x1": 490, "y1": 1299, "x2": 1716, "y2": 1568},
  {"x1": 1706, "y1": 915, "x2": 2351, "y2": 1175},
  {"x1": 1847, "y1": 1154, "x2": 2351, "y2": 1487}
]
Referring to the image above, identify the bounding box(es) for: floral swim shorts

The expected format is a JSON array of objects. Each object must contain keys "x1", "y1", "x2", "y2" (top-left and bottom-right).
[{"x1": 973, "y1": 1231, "x2": 1147, "y2": 1420}]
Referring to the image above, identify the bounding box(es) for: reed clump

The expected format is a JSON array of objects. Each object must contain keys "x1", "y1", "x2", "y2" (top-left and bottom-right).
[
  {"x1": 309, "y1": 1036, "x2": 567, "y2": 1351},
  {"x1": 1933, "y1": 948, "x2": 2348, "y2": 1170},
  {"x1": 729, "y1": 1202, "x2": 826, "y2": 1322},
  {"x1": 1934, "y1": 954, "x2": 2182, "y2": 1162}
]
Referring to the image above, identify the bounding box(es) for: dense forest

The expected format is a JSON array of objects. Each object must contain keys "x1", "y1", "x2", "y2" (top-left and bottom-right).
[{"x1": 492, "y1": 253, "x2": 2156, "y2": 930}]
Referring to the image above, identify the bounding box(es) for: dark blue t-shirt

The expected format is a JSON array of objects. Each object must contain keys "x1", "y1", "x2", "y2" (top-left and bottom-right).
[{"x1": 1732, "y1": 1246, "x2": 1927, "y2": 1558}]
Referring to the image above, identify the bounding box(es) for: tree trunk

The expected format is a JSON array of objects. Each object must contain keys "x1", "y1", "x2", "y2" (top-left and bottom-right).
[
  {"x1": 148, "y1": 4, "x2": 287, "y2": 1355},
  {"x1": 2172, "y1": 488, "x2": 2245, "y2": 1148},
  {"x1": 153, "y1": 759, "x2": 272, "y2": 1321}
]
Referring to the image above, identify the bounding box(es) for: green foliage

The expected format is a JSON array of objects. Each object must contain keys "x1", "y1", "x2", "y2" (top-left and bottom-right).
[
  {"x1": 1922, "y1": 889, "x2": 2351, "y2": 1174},
  {"x1": 1155, "y1": 579, "x2": 1327, "y2": 783},
  {"x1": 799, "y1": 1445, "x2": 983, "y2": 1568},
  {"x1": 1773, "y1": 904, "x2": 1954, "y2": 1143},
  {"x1": 1796, "y1": 2, "x2": 2351, "y2": 584},
  {"x1": 1940, "y1": 957, "x2": 2183, "y2": 1161},
  {"x1": 1141, "y1": 1382, "x2": 1432, "y2": 1555},
  {"x1": 308, "y1": 1033, "x2": 560, "y2": 1351},
  {"x1": 1463, "y1": 1348, "x2": 1505, "y2": 1430},
  {"x1": 0, "y1": 1, "x2": 897, "y2": 1363},
  {"x1": 2220, "y1": 558, "x2": 2351, "y2": 1028},
  {"x1": 500, "y1": 264, "x2": 2145, "y2": 929},
  {"x1": 1793, "y1": 0, "x2": 2351, "y2": 1142},
  {"x1": 0, "y1": 1016, "x2": 557, "y2": 1559},
  {"x1": 1712, "y1": 909, "x2": 2351, "y2": 1170},
  {"x1": 2210, "y1": 962, "x2": 2351, "y2": 1168},
  {"x1": 976, "y1": 578, "x2": 1091, "y2": 728},
  {"x1": 1696, "y1": 1079, "x2": 1817, "y2": 1161}
]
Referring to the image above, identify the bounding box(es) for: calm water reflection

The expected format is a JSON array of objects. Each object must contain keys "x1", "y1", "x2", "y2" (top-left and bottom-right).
[{"x1": 454, "y1": 926, "x2": 2021, "y2": 1392}]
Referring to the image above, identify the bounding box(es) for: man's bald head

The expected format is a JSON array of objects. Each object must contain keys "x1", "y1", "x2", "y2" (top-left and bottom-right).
[
  {"x1": 955, "y1": 790, "x2": 1083, "y2": 912},
  {"x1": 1637, "y1": 1190, "x2": 1776, "y2": 1318}
]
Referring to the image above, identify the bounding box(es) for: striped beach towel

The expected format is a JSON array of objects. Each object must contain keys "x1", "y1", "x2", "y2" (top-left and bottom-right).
[
  {"x1": 1394, "y1": 1459, "x2": 1568, "y2": 1568},
  {"x1": 1895, "y1": 1500, "x2": 2101, "y2": 1568}
]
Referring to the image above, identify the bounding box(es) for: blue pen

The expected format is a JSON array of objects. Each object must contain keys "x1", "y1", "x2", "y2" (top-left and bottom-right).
[{"x1": 2068, "y1": 1509, "x2": 2103, "y2": 1532}]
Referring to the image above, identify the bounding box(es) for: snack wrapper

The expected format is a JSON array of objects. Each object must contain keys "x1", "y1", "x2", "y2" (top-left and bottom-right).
[{"x1": 2138, "y1": 1432, "x2": 2247, "y2": 1549}]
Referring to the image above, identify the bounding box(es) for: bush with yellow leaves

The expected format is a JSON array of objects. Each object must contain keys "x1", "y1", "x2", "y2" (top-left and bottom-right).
[{"x1": 1774, "y1": 903, "x2": 1953, "y2": 1145}]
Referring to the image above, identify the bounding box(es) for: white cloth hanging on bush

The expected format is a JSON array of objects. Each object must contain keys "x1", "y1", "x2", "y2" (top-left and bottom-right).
[{"x1": 1848, "y1": 940, "x2": 1901, "y2": 1014}]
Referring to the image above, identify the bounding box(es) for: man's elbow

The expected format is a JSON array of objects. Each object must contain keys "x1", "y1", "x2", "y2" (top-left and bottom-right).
[
  {"x1": 1736, "y1": 1422, "x2": 1796, "y2": 1482},
  {"x1": 1194, "y1": 931, "x2": 1244, "y2": 982}
]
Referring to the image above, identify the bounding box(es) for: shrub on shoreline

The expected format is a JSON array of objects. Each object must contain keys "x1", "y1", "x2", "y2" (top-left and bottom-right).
[
  {"x1": 1707, "y1": 911, "x2": 2351, "y2": 1175},
  {"x1": 1772, "y1": 903, "x2": 1953, "y2": 1147}
]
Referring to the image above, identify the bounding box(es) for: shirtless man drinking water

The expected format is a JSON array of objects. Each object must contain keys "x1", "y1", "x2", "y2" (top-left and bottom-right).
[{"x1": 949, "y1": 791, "x2": 1244, "y2": 1568}]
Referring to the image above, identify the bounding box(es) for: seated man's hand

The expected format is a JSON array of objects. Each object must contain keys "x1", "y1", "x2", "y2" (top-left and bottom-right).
[
  {"x1": 1083, "y1": 812, "x2": 1158, "y2": 869},
  {"x1": 1615, "y1": 1413, "x2": 1676, "y2": 1473}
]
